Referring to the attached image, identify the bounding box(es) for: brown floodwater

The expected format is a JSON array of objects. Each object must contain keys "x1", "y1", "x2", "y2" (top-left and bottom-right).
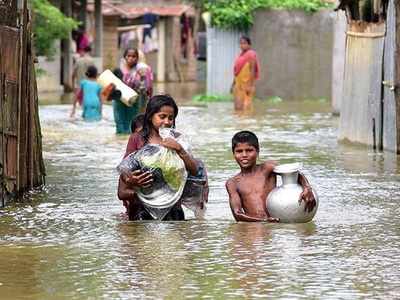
[{"x1": 0, "y1": 91, "x2": 399, "y2": 299}]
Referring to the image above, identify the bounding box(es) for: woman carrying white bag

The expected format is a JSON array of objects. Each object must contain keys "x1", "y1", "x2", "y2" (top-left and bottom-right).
[{"x1": 99, "y1": 48, "x2": 153, "y2": 134}]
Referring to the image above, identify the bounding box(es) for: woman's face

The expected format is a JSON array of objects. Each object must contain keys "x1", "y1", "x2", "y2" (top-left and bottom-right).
[
  {"x1": 240, "y1": 39, "x2": 250, "y2": 51},
  {"x1": 151, "y1": 105, "x2": 175, "y2": 131},
  {"x1": 125, "y1": 49, "x2": 138, "y2": 67}
]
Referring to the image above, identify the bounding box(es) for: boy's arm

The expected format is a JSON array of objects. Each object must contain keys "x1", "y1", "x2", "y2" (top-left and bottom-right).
[
  {"x1": 226, "y1": 179, "x2": 274, "y2": 222},
  {"x1": 264, "y1": 160, "x2": 277, "y2": 181},
  {"x1": 298, "y1": 172, "x2": 316, "y2": 213}
]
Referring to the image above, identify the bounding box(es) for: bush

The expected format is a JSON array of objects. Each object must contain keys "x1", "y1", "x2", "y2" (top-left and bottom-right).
[
  {"x1": 192, "y1": 94, "x2": 233, "y2": 102},
  {"x1": 32, "y1": 0, "x2": 78, "y2": 57},
  {"x1": 205, "y1": 0, "x2": 333, "y2": 31}
]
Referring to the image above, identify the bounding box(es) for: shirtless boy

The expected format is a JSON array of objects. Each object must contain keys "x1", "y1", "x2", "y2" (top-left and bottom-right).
[{"x1": 226, "y1": 131, "x2": 316, "y2": 222}]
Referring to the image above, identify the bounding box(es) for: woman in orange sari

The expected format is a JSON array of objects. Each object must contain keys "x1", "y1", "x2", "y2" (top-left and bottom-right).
[{"x1": 232, "y1": 36, "x2": 260, "y2": 111}]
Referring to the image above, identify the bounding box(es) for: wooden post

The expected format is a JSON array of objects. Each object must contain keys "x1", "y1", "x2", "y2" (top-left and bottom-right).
[
  {"x1": 94, "y1": 0, "x2": 103, "y2": 58},
  {"x1": 79, "y1": 0, "x2": 87, "y2": 30},
  {"x1": 0, "y1": 0, "x2": 45, "y2": 205},
  {"x1": 157, "y1": 18, "x2": 166, "y2": 82},
  {"x1": 0, "y1": 73, "x2": 4, "y2": 207},
  {"x1": 61, "y1": 0, "x2": 73, "y2": 91},
  {"x1": 395, "y1": 2, "x2": 400, "y2": 153}
]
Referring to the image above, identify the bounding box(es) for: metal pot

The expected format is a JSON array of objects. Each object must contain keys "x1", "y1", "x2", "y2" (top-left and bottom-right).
[{"x1": 266, "y1": 163, "x2": 318, "y2": 223}]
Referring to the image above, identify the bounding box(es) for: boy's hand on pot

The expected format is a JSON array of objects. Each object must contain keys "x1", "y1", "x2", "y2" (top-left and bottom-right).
[
  {"x1": 160, "y1": 138, "x2": 182, "y2": 152},
  {"x1": 299, "y1": 186, "x2": 316, "y2": 213}
]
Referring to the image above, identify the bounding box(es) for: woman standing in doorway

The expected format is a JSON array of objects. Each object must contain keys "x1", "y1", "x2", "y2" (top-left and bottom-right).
[{"x1": 232, "y1": 36, "x2": 260, "y2": 111}]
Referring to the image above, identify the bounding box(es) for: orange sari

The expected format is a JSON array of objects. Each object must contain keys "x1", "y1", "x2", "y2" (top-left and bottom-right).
[{"x1": 233, "y1": 49, "x2": 260, "y2": 110}]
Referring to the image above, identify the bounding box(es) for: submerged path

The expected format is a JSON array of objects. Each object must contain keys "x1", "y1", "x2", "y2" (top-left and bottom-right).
[{"x1": 0, "y1": 100, "x2": 399, "y2": 299}]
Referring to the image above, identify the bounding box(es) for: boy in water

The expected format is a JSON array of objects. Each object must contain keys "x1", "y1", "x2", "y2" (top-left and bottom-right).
[{"x1": 226, "y1": 131, "x2": 316, "y2": 222}]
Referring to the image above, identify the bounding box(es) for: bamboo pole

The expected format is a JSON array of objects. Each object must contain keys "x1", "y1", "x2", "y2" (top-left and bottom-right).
[{"x1": 395, "y1": 2, "x2": 400, "y2": 153}]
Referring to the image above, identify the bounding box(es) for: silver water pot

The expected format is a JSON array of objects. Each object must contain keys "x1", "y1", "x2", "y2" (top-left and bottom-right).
[{"x1": 266, "y1": 163, "x2": 318, "y2": 223}]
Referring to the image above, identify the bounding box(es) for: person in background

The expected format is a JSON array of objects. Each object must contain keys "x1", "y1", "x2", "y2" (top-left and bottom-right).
[
  {"x1": 130, "y1": 113, "x2": 144, "y2": 134},
  {"x1": 75, "y1": 27, "x2": 90, "y2": 54},
  {"x1": 120, "y1": 48, "x2": 153, "y2": 114},
  {"x1": 71, "y1": 46, "x2": 94, "y2": 117},
  {"x1": 232, "y1": 36, "x2": 260, "y2": 111},
  {"x1": 71, "y1": 65, "x2": 104, "y2": 121},
  {"x1": 102, "y1": 68, "x2": 139, "y2": 134}
]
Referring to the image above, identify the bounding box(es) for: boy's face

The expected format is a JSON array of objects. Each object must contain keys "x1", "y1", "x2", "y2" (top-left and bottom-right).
[{"x1": 233, "y1": 142, "x2": 258, "y2": 169}]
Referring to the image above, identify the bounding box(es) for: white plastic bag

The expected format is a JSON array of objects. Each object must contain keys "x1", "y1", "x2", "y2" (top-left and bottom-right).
[
  {"x1": 97, "y1": 69, "x2": 138, "y2": 106},
  {"x1": 117, "y1": 140, "x2": 188, "y2": 220}
]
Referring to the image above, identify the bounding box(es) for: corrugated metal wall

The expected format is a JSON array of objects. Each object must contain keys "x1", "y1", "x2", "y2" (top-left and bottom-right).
[
  {"x1": 339, "y1": 22, "x2": 385, "y2": 147},
  {"x1": 206, "y1": 27, "x2": 243, "y2": 96},
  {"x1": 332, "y1": 10, "x2": 347, "y2": 114},
  {"x1": 383, "y1": 0, "x2": 397, "y2": 152}
]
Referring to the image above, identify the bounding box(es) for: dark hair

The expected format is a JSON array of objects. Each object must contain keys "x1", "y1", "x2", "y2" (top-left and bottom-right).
[
  {"x1": 112, "y1": 67, "x2": 123, "y2": 80},
  {"x1": 123, "y1": 47, "x2": 139, "y2": 58},
  {"x1": 83, "y1": 45, "x2": 92, "y2": 53},
  {"x1": 240, "y1": 35, "x2": 251, "y2": 45},
  {"x1": 85, "y1": 65, "x2": 98, "y2": 78},
  {"x1": 141, "y1": 94, "x2": 178, "y2": 143},
  {"x1": 232, "y1": 130, "x2": 259, "y2": 152},
  {"x1": 131, "y1": 113, "x2": 144, "y2": 133}
]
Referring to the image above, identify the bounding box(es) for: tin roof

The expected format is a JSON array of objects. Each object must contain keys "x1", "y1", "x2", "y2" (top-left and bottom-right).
[
  {"x1": 87, "y1": 1, "x2": 194, "y2": 18},
  {"x1": 119, "y1": 5, "x2": 194, "y2": 18}
]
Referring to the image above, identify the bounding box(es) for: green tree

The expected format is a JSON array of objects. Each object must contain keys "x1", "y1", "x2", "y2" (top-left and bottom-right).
[
  {"x1": 188, "y1": 0, "x2": 333, "y2": 31},
  {"x1": 31, "y1": 0, "x2": 78, "y2": 57}
]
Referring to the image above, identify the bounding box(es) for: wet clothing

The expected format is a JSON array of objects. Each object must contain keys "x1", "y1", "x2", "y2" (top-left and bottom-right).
[
  {"x1": 233, "y1": 49, "x2": 260, "y2": 110},
  {"x1": 127, "y1": 199, "x2": 184, "y2": 221},
  {"x1": 73, "y1": 54, "x2": 94, "y2": 106},
  {"x1": 108, "y1": 84, "x2": 138, "y2": 134},
  {"x1": 80, "y1": 79, "x2": 102, "y2": 121},
  {"x1": 112, "y1": 99, "x2": 137, "y2": 134},
  {"x1": 120, "y1": 61, "x2": 153, "y2": 100},
  {"x1": 121, "y1": 133, "x2": 185, "y2": 221},
  {"x1": 113, "y1": 61, "x2": 153, "y2": 133}
]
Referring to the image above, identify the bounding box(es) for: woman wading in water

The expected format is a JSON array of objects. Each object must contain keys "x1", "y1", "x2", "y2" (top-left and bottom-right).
[{"x1": 232, "y1": 36, "x2": 260, "y2": 111}]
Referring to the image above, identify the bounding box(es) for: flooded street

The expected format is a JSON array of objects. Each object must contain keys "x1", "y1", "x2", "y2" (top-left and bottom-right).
[{"x1": 0, "y1": 91, "x2": 400, "y2": 299}]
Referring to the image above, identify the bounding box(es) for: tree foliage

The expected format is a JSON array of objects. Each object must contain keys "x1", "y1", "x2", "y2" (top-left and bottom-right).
[
  {"x1": 31, "y1": 0, "x2": 78, "y2": 57},
  {"x1": 202, "y1": 0, "x2": 333, "y2": 31}
]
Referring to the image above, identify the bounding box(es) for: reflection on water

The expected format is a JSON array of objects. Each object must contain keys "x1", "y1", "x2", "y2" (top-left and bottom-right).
[{"x1": 0, "y1": 98, "x2": 400, "y2": 299}]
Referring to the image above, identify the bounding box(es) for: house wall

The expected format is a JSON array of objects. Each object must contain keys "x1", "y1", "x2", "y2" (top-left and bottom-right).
[
  {"x1": 103, "y1": 16, "x2": 119, "y2": 70},
  {"x1": 251, "y1": 9, "x2": 335, "y2": 101},
  {"x1": 165, "y1": 16, "x2": 181, "y2": 81},
  {"x1": 36, "y1": 55, "x2": 63, "y2": 93}
]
